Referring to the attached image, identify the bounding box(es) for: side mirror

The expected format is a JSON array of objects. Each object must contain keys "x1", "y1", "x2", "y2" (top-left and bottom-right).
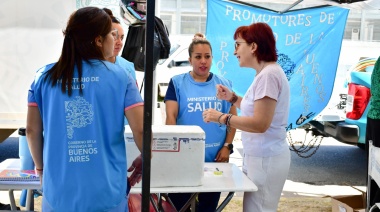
[{"x1": 168, "y1": 60, "x2": 175, "y2": 68}]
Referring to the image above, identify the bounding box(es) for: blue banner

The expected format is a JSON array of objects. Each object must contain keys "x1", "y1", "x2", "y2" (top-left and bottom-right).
[{"x1": 206, "y1": 0, "x2": 349, "y2": 130}]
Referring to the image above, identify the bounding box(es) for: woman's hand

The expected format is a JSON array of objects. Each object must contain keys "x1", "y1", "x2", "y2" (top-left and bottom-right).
[
  {"x1": 216, "y1": 84, "x2": 233, "y2": 101},
  {"x1": 36, "y1": 170, "x2": 43, "y2": 185},
  {"x1": 127, "y1": 154, "x2": 143, "y2": 186},
  {"x1": 215, "y1": 147, "x2": 230, "y2": 162},
  {"x1": 202, "y1": 108, "x2": 224, "y2": 124}
]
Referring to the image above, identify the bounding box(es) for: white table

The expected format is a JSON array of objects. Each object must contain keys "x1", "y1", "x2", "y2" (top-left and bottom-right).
[
  {"x1": 130, "y1": 162, "x2": 258, "y2": 212},
  {"x1": 0, "y1": 160, "x2": 257, "y2": 212},
  {"x1": 0, "y1": 113, "x2": 26, "y2": 143},
  {"x1": 0, "y1": 159, "x2": 40, "y2": 211}
]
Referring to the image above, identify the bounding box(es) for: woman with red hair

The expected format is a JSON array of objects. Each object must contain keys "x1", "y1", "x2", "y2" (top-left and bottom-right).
[{"x1": 203, "y1": 22, "x2": 290, "y2": 211}]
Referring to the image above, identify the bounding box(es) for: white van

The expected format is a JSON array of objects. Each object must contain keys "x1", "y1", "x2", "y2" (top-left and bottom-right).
[{"x1": 136, "y1": 35, "x2": 192, "y2": 98}]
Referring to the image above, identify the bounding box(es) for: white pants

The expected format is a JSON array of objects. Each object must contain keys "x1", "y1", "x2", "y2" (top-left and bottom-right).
[{"x1": 243, "y1": 149, "x2": 290, "y2": 212}]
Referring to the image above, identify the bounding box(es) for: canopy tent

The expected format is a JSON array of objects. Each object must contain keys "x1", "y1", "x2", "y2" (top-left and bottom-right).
[{"x1": 130, "y1": 0, "x2": 379, "y2": 210}]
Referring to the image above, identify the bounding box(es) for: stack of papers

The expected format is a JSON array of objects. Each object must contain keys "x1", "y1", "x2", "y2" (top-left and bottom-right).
[{"x1": 0, "y1": 169, "x2": 39, "y2": 181}]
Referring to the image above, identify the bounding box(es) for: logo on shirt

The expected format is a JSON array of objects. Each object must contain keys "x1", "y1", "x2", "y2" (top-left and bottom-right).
[
  {"x1": 187, "y1": 96, "x2": 222, "y2": 112},
  {"x1": 65, "y1": 96, "x2": 94, "y2": 139}
]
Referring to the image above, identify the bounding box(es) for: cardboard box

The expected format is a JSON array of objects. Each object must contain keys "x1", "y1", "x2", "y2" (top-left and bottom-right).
[
  {"x1": 331, "y1": 193, "x2": 366, "y2": 212},
  {"x1": 125, "y1": 125, "x2": 205, "y2": 187}
]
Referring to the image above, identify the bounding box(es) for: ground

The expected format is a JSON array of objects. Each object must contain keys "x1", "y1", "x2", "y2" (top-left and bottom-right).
[
  {"x1": 221, "y1": 197, "x2": 332, "y2": 212},
  {"x1": 18, "y1": 196, "x2": 333, "y2": 211}
]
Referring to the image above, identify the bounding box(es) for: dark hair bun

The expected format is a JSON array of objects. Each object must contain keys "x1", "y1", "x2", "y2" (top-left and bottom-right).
[{"x1": 102, "y1": 8, "x2": 113, "y2": 16}]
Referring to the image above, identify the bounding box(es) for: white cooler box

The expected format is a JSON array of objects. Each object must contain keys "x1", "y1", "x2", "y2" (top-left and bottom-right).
[{"x1": 124, "y1": 125, "x2": 205, "y2": 187}]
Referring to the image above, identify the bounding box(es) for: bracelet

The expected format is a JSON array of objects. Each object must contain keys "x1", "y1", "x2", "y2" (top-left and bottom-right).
[
  {"x1": 224, "y1": 114, "x2": 230, "y2": 125},
  {"x1": 228, "y1": 92, "x2": 238, "y2": 105},
  {"x1": 225, "y1": 114, "x2": 233, "y2": 133},
  {"x1": 226, "y1": 114, "x2": 233, "y2": 127},
  {"x1": 36, "y1": 168, "x2": 43, "y2": 171},
  {"x1": 217, "y1": 113, "x2": 225, "y2": 126}
]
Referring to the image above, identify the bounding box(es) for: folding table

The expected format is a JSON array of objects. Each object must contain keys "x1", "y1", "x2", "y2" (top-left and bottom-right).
[
  {"x1": 0, "y1": 159, "x2": 257, "y2": 212},
  {"x1": 130, "y1": 162, "x2": 258, "y2": 212},
  {"x1": 0, "y1": 159, "x2": 40, "y2": 211}
]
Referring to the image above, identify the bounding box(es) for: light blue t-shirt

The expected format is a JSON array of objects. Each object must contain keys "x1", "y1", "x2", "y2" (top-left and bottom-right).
[
  {"x1": 171, "y1": 72, "x2": 233, "y2": 162},
  {"x1": 115, "y1": 56, "x2": 138, "y2": 126},
  {"x1": 115, "y1": 56, "x2": 137, "y2": 83},
  {"x1": 28, "y1": 60, "x2": 143, "y2": 212}
]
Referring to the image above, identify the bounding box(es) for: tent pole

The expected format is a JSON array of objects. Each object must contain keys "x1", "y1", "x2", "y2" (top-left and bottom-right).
[
  {"x1": 142, "y1": 0, "x2": 155, "y2": 211},
  {"x1": 279, "y1": 0, "x2": 304, "y2": 14}
]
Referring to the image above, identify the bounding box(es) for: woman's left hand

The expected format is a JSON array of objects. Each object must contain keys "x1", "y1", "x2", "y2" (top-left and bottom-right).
[
  {"x1": 215, "y1": 148, "x2": 230, "y2": 162},
  {"x1": 202, "y1": 108, "x2": 222, "y2": 124}
]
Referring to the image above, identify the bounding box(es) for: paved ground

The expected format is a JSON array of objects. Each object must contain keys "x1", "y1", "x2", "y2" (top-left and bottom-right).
[{"x1": 223, "y1": 131, "x2": 366, "y2": 199}]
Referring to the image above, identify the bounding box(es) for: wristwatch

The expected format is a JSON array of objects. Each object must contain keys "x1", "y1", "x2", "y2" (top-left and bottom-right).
[{"x1": 224, "y1": 143, "x2": 233, "y2": 151}]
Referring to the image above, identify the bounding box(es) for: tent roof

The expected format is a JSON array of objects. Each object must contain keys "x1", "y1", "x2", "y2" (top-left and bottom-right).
[{"x1": 242, "y1": 0, "x2": 379, "y2": 10}]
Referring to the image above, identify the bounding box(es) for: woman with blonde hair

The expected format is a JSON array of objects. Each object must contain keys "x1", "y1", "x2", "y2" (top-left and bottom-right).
[{"x1": 165, "y1": 36, "x2": 237, "y2": 211}]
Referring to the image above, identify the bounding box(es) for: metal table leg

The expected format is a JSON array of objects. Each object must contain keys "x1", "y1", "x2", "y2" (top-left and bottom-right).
[
  {"x1": 179, "y1": 193, "x2": 198, "y2": 212},
  {"x1": 25, "y1": 189, "x2": 34, "y2": 211},
  {"x1": 216, "y1": 192, "x2": 235, "y2": 212},
  {"x1": 8, "y1": 189, "x2": 17, "y2": 211}
]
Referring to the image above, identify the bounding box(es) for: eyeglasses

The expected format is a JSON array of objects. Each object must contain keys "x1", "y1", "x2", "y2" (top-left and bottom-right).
[
  {"x1": 110, "y1": 29, "x2": 119, "y2": 41},
  {"x1": 235, "y1": 41, "x2": 248, "y2": 50}
]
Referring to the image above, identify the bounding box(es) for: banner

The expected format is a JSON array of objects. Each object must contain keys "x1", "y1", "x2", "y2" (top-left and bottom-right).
[{"x1": 206, "y1": 0, "x2": 349, "y2": 130}]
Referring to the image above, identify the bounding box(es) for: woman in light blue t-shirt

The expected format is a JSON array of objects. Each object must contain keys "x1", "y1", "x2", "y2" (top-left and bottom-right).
[
  {"x1": 103, "y1": 8, "x2": 138, "y2": 127},
  {"x1": 103, "y1": 8, "x2": 137, "y2": 85},
  {"x1": 26, "y1": 7, "x2": 144, "y2": 212}
]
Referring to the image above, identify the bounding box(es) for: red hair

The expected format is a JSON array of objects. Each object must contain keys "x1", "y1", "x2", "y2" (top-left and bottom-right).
[{"x1": 234, "y1": 22, "x2": 277, "y2": 62}]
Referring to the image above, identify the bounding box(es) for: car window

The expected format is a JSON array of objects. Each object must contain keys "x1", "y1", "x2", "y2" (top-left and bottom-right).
[
  {"x1": 158, "y1": 42, "x2": 180, "y2": 65},
  {"x1": 170, "y1": 43, "x2": 180, "y2": 55},
  {"x1": 174, "y1": 61, "x2": 190, "y2": 67},
  {"x1": 170, "y1": 48, "x2": 190, "y2": 67}
]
